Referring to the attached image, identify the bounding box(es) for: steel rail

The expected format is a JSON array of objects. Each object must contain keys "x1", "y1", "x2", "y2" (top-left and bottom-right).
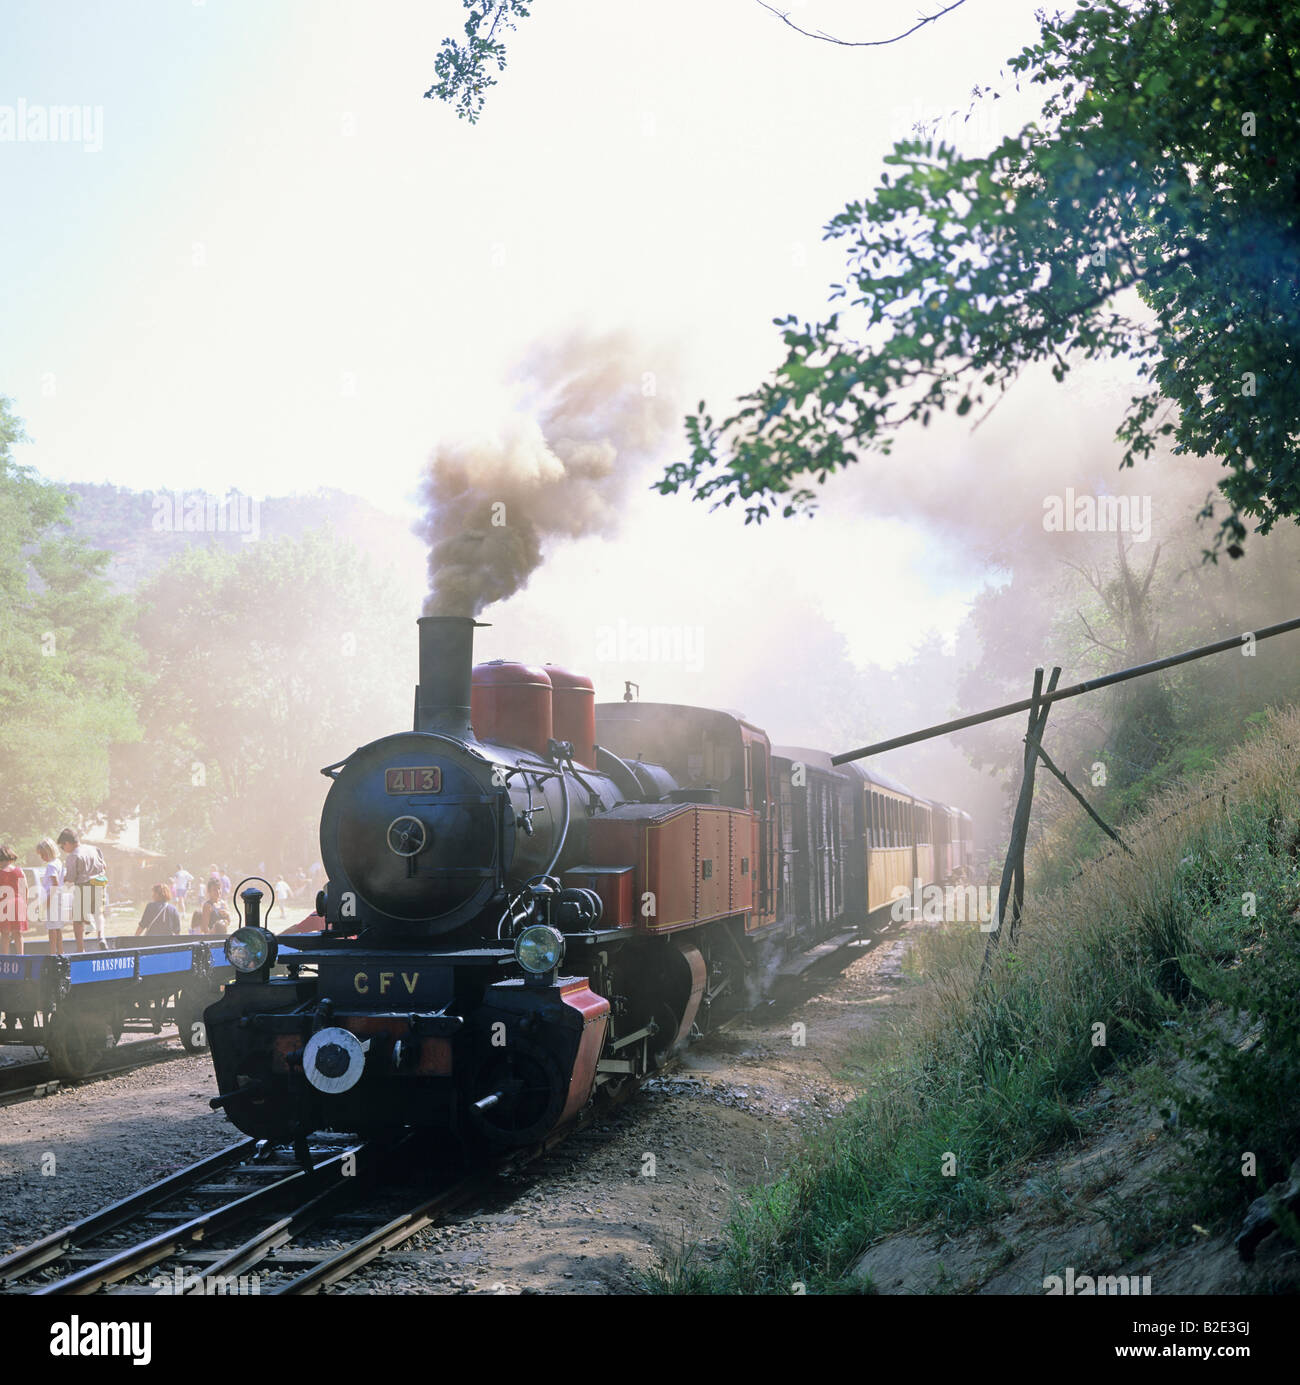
[
  {"x1": 278, "y1": 1103, "x2": 608, "y2": 1295},
  {"x1": 184, "y1": 1137, "x2": 412, "y2": 1289},
  {"x1": 275, "y1": 1171, "x2": 487, "y2": 1295},
  {"x1": 32, "y1": 1143, "x2": 365, "y2": 1296}
]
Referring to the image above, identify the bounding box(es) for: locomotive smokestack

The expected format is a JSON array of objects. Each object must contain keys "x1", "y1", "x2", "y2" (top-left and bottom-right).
[{"x1": 415, "y1": 616, "x2": 481, "y2": 738}]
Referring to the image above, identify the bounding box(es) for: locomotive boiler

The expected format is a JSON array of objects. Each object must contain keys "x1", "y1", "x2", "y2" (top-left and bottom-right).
[{"x1": 205, "y1": 616, "x2": 975, "y2": 1155}]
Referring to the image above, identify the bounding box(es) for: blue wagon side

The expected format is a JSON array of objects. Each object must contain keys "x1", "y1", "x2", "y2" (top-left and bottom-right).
[{"x1": 0, "y1": 939, "x2": 236, "y2": 1080}]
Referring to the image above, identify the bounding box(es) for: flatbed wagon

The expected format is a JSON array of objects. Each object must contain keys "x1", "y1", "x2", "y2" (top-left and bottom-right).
[{"x1": 0, "y1": 937, "x2": 236, "y2": 1080}]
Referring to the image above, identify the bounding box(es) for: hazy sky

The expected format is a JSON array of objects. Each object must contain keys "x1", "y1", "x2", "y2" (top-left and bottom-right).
[{"x1": 3, "y1": 0, "x2": 1065, "y2": 692}]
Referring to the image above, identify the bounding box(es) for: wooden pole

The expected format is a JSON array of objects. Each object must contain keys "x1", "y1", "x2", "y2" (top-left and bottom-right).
[
  {"x1": 979, "y1": 667, "x2": 1061, "y2": 983},
  {"x1": 1033, "y1": 742, "x2": 1136, "y2": 857},
  {"x1": 832, "y1": 614, "x2": 1300, "y2": 766},
  {"x1": 1008, "y1": 667, "x2": 1059, "y2": 948}
]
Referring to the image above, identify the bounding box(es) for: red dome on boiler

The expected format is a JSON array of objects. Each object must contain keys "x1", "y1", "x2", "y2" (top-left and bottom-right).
[
  {"x1": 471, "y1": 661, "x2": 553, "y2": 757},
  {"x1": 545, "y1": 665, "x2": 596, "y2": 767}
]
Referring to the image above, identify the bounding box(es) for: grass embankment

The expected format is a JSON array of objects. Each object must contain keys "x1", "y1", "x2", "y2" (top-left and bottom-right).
[{"x1": 655, "y1": 706, "x2": 1300, "y2": 1293}]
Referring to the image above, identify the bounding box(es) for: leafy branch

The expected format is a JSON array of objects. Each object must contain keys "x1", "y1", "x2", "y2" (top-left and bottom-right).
[{"x1": 424, "y1": 1, "x2": 534, "y2": 124}]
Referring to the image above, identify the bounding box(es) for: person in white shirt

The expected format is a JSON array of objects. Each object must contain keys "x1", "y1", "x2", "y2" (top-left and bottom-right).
[
  {"x1": 34, "y1": 837, "x2": 64, "y2": 945},
  {"x1": 56, "y1": 828, "x2": 107, "y2": 951},
  {"x1": 172, "y1": 866, "x2": 193, "y2": 911}
]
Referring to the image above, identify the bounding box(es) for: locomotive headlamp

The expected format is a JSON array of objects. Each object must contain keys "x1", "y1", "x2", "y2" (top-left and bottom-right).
[
  {"x1": 228, "y1": 926, "x2": 277, "y2": 974},
  {"x1": 514, "y1": 925, "x2": 565, "y2": 975}
]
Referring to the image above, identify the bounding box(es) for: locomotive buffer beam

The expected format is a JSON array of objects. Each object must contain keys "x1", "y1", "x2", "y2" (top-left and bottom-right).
[{"x1": 247, "y1": 1011, "x2": 464, "y2": 1037}]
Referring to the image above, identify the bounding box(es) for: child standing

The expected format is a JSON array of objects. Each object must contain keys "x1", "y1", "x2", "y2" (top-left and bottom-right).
[
  {"x1": 0, "y1": 844, "x2": 28, "y2": 955},
  {"x1": 36, "y1": 838, "x2": 65, "y2": 954}
]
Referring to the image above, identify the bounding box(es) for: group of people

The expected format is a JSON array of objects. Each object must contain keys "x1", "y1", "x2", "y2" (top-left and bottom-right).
[
  {"x1": 0, "y1": 837, "x2": 315, "y2": 955},
  {"x1": 135, "y1": 864, "x2": 302, "y2": 939},
  {"x1": 0, "y1": 829, "x2": 109, "y2": 956}
]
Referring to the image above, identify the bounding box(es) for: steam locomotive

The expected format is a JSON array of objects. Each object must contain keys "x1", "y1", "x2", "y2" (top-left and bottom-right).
[{"x1": 205, "y1": 617, "x2": 974, "y2": 1153}]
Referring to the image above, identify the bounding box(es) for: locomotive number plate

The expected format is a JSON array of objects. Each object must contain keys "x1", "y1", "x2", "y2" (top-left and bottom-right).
[{"x1": 385, "y1": 767, "x2": 441, "y2": 794}]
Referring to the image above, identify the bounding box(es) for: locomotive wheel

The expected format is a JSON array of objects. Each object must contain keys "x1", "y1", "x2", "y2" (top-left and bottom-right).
[
  {"x1": 470, "y1": 1038, "x2": 566, "y2": 1148},
  {"x1": 43, "y1": 1009, "x2": 118, "y2": 1081}
]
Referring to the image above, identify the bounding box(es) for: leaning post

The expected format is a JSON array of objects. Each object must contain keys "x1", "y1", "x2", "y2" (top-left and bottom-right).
[{"x1": 979, "y1": 666, "x2": 1061, "y2": 983}]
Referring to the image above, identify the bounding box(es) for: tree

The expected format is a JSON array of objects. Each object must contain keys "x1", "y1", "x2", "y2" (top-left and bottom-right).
[
  {"x1": 657, "y1": 0, "x2": 1300, "y2": 558},
  {"x1": 125, "y1": 530, "x2": 412, "y2": 870},
  {"x1": 0, "y1": 398, "x2": 142, "y2": 847}
]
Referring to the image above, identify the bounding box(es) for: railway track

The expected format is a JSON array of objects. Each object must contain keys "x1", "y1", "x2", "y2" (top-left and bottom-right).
[
  {"x1": 0, "y1": 1136, "x2": 386, "y2": 1296},
  {"x1": 0, "y1": 1120, "x2": 589, "y2": 1297}
]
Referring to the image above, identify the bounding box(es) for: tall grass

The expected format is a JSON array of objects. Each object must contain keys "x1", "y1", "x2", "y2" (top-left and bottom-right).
[{"x1": 685, "y1": 707, "x2": 1300, "y2": 1294}]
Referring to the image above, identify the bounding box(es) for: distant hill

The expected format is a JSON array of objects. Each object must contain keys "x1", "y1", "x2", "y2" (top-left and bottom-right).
[{"x1": 62, "y1": 483, "x2": 426, "y2": 592}]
